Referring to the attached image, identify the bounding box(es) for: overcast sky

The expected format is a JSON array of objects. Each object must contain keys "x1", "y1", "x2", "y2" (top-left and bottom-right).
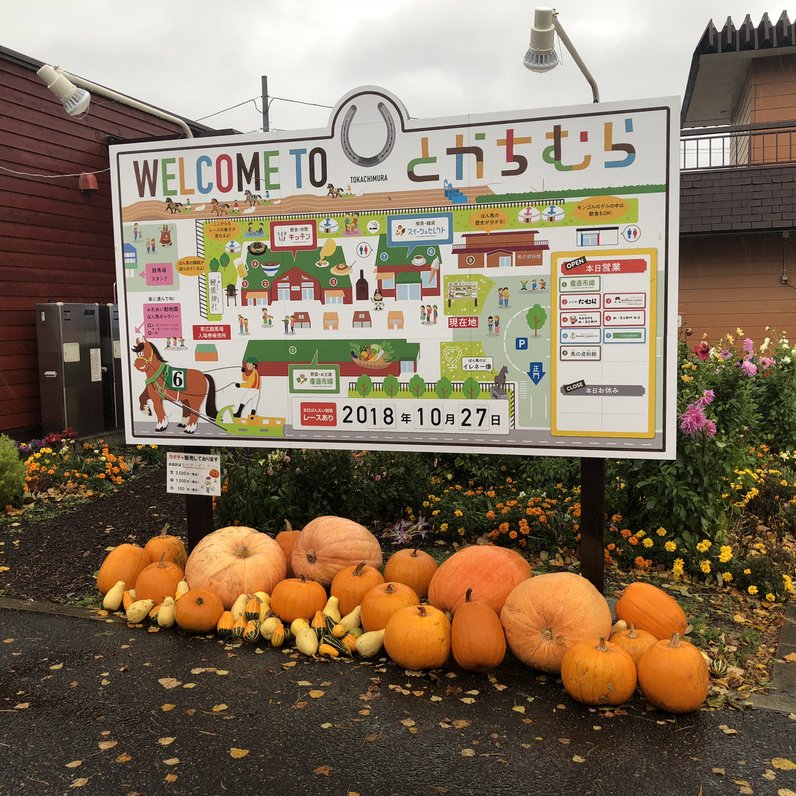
[{"x1": 4, "y1": 1, "x2": 790, "y2": 133}]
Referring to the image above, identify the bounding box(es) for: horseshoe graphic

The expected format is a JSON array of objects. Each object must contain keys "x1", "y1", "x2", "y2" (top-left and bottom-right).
[{"x1": 340, "y1": 101, "x2": 397, "y2": 167}]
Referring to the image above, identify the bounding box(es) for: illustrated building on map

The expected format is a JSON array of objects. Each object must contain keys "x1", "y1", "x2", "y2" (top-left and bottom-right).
[
  {"x1": 452, "y1": 230, "x2": 550, "y2": 269},
  {"x1": 373, "y1": 235, "x2": 442, "y2": 301}
]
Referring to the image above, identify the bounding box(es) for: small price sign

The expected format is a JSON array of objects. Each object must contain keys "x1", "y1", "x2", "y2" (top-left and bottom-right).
[{"x1": 166, "y1": 452, "x2": 221, "y2": 496}]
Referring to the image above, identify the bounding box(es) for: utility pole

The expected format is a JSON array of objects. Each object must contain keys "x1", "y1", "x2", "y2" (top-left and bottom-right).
[{"x1": 261, "y1": 76, "x2": 270, "y2": 132}]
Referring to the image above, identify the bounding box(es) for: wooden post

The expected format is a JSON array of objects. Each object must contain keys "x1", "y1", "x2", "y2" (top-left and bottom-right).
[
  {"x1": 579, "y1": 457, "x2": 605, "y2": 593},
  {"x1": 185, "y1": 446, "x2": 214, "y2": 551}
]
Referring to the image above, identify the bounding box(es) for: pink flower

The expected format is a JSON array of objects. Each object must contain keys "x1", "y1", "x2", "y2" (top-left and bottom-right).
[
  {"x1": 679, "y1": 403, "x2": 707, "y2": 434},
  {"x1": 719, "y1": 349, "x2": 732, "y2": 360},
  {"x1": 704, "y1": 419, "x2": 717, "y2": 438},
  {"x1": 699, "y1": 389, "x2": 715, "y2": 406},
  {"x1": 759, "y1": 356, "x2": 775, "y2": 369},
  {"x1": 739, "y1": 359, "x2": 758, "y2": 377},
  {"x1": 742, "y1": 338, "x2": 755, "y2": 355}
]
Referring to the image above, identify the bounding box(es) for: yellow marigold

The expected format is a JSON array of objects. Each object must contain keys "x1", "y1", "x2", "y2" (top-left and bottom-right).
[
  {"x1": 636, "y1": 530, "x2": 646, "y2": 538},
  {"x1": 718, "y1": 546, "x2": 733, "y2": 563},
  {"x1": 656, "y1": 527, "x2": 667, "y2": 537},
  {"x1": 743, "y1": 568, "x2": 752, "y2": 575},
  {"x1": 642, "y1": 538, "x2": 653, "y2": 548},
  {"x1": 672, "y1": 559, "x2": 684, "y2": 576},
  {"x1": 695, "y1": 540, "x2": 711, "y2": 553},
  {"x1": 747, "y1": 585, "x2": 758, "y2": 595},
  {"x1": 680, "y1": 374, "x2": 693, "y2": 383},
  {"x1": 665, "y1": 541, "x2": 677, "y2": 553},
  {"x1": 454, "y1": 509, "x2": 463, "y2": 517},
  {"x1": 765, "y1": 593, "x2": 776, "y2": 602},
  {"x1": 700, "y1": 560, "x2": 711, "y2": 574},
  {"x1": 721, "y1": 572, "x2": 733, "y2": 582},
  {"x1": 432, "y1": 509, "x2": 440, "y2": 517},
  {"x1": 440, "y1": 523, "x2": 449, "y2": 532}
]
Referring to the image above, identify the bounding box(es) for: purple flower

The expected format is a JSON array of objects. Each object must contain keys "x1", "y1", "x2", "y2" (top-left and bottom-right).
[
  {"x1": 742, "y1": 338, "x2": 755, "y2": 355},
  {"x1": 739, "y1": 359, "x2": 758, "y2": 377},
  {"x1": 719, "y1": 349, "x2": 732, "y2": 360}
]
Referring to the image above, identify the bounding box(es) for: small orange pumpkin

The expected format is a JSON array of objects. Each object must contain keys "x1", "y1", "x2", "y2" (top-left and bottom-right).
[
  {"x1": 270, "y1": 576, "x2": 328, "y2": 623},
  {"x1": 638, "y1": 632, "x2": 709, "y2": 713},
  {"x1": 610, "y1": 624, "x2": 658, "y2": 667},
  {"x1": 144, "y1": 525, "x2": 187, "y2": 568},
  {"x1": 561, "y1": 636, "x2": 638, "y2": 706},
  {"x1": 383, "y1": 548, "x2": 438, "y2": 599},
  {"x1": 451, "y1": 587, "x2": 507, "y2": 672},
  {"x1": 96, "y1": 543, "x2": 150, "y2": 595},
  {"x1": 275, "y1": 522, "x2": 301, "y2": 578},
  {"x1": 615, "y1": 582, "x2": 687, "y2": 640},
  {"x1": 330, "y1": 561, "x2": 385, "y2": 616},
  {"x1": 384, "y1": 604, "x2": 451, "y2": 670},
  {"x1": 360, "y1": 582, "x2": 419, "y2": 632},
  {"x1": 134, "y1": 553, "x2": 184, "y2": 605},
  {"x1": 174, "y1": 588, "x2": 224, "y2": 633}
]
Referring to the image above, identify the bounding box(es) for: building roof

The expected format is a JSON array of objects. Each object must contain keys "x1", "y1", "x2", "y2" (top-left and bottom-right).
[{"x1": 682, "y1": 11, "x2": 796, "y2": 127}]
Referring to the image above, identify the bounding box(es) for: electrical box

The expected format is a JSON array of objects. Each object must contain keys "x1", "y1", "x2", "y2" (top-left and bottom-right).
[{"x1": 36, "y1": 303, "x2": 104, "y2": 436}]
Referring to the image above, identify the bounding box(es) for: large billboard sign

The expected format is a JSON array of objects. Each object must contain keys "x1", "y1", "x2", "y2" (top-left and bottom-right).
[{"x1": 110, "y1": 87, "x2": 679, "y2": 459}]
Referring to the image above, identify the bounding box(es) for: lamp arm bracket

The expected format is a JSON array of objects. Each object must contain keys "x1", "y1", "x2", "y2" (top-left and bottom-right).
[{"x1": 552, "y1": 14, "x2": 600, "y2": 103}]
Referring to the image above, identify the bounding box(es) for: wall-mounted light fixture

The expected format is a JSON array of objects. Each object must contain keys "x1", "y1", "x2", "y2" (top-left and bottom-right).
[
  {"x1": 523, "y1": 7, "x2": 600, "y2": 103},
  {"x1": 36, "y1": 64, "x2": 193, "y2": 138}
]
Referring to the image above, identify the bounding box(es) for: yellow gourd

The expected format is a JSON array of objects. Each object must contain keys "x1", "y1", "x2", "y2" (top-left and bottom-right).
[
  {"x1": 230, "y1": 593, "x2": 248, "y2": 620},
  {"x1": 290, "y1": 617, "x2": 310, "y2": 636},
  {"x1": 260, "y1": 616, "x2": 282, "y2": 640},
  {"x1": 126, "y1": 598, "x2": 155, "y2": 624},
  {"x1": 355, "y1": 628, "x2": 386, "y2": 659},
  {"x1": 295, "y1": 627, "x2": 319, "y2": 656},
  {"x1": 157, "y1": 597, "x2": 176, "y2": 628},
  {"x1": 174, "y1": 580, "x2": 190, "y2": 601},
  {"x1": 318, "y1": 643, "x2": 339, "y2": 658},
  {"x1": 102, "y1": 580, "x2": 126, "y2": 612},
  {"x1": 322, "y1": 595, "x2": 342, "y2": 623}
]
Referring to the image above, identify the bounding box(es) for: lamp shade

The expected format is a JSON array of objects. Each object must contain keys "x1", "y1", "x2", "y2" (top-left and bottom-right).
[
  {"x1": 36, "y1": 65, "x2": 90, "y2": 117},
  {"x1": 524, "y1": 6, "x2": 559, "y2": 73}
]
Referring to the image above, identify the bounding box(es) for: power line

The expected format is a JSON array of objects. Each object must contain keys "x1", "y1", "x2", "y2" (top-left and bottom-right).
[{"x1": 195, "y1": 94, "x2": 333, "y2": 122}]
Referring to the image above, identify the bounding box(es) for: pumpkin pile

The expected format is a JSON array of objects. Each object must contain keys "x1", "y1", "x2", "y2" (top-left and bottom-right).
[{"x1": 95, "y1": 518, "x2": 709, "y2": 713}]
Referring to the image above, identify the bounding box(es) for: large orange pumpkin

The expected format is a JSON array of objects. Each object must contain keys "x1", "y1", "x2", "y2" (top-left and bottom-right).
[
  {"x1": 451, "y1": 588, "x2": 506, "y2": 672},
  {"x1": 96, "y1": 543, "x2": 150, "y2": 595},
  {"x1": 428, "y1": 545, "x2": 532, "y2": 614},
  {"x1": 291, "y1": 516, "x2": 382, "y2": 586},
  {"x1": 174, "y1": 588, "x2": 224, "y2": 634},
  {"x1": 383, "y1": 548, "x2": 438, "y2": 598},
  {"x1": 615, "y1": 582, "x2": 688, "y2": 640},
  {"x1": 561, "y1": 636, "x2": 638, "y2": 706},
  {"x1": 500, "y1": 572, "x2": 612, "y2": 673},
  {"x1": 637, "y1": 632, "x2": 709, "y2": 713},
  {"x1": 384, "y1": 604, "x2": 451, "y2": 670},
  {"x1": 134, "y1": 554, "x2": 184, "y2": 605},
  {"x1": 184, "y1": 526, "x2": 287, "y2": 609},
  {"x1": 144, "y1": 526, "x2": 187, "y2": 568},
  {"x1": 330, "y1": 561, "x2": 385, "y2": 616}
]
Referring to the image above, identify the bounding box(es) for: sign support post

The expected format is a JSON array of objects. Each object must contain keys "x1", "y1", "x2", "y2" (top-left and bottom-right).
[{"x1": 579, "y1": 457, "x2": 605, "y2": 593}]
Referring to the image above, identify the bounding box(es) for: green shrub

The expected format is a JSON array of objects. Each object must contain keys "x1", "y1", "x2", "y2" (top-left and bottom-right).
[{"x1": 0, "y1": 434, "x2": 26, "y2": 507}]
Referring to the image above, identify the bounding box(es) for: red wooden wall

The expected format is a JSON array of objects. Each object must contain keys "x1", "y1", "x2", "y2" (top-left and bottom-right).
[{"x1": 0, "y1": 47, "x2": 212, "y2": 435}]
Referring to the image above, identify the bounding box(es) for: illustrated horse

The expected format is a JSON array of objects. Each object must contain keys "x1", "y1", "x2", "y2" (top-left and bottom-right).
[
  {"x1": 132, "y1": 338, "x2": 217, "y2": 433},
  {"x1": 164, "y1": 197, "x2": 183, "y2": 214},
  {"x1": 210, "y1": 198, "x2": 230, "y2": 216},
  {"x1": 244, "y1": 189, "x2": 261, "y2": 206},
  {"x1": 494, "y1": 365, "x2": 508, "y2": 391}
]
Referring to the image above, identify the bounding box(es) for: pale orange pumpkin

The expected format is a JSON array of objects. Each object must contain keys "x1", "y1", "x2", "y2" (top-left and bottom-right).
[
  {"x1": 144, "y1": 526, "x2": 187, "y2": 568},
  {"x1": 384, "y1": 604, "x2": 451, "y2": 670},
  {"x1": 134, "y1": 553, "x2": 184, "y2": 605},
  {"x1": 428, "y1": 544, "x2": 532, "y2": 614},
  {"x1": 359, "y1": 582, "x2": 419, "y2": 632},
  {"x1": 174, "y1": 588, "x2": 224, "y2": 634},
  {"x1": 561, "y1": 636, "x2": 638, "y2": 706},
  {"x1": 96, "y1": 543, "x2": 150, "y2": 595},
  {"x1": 184, "y1": 525, "x2": 287, "y2": 609},
  {"x1": 637, "y1": 632, "x2": 709, "y2": 713},
  {"x1": 500, "y1": 571, "x2": 613, "y2": 673},
  {"x1": 382, "y1": 548, "x2": 438, "y2": 599},
  {"x1": 610, "y1": 624, "x2": 658, "y2": 667},
  {"x1": 291, "y1": 516, "x2": 382, "y2": 586},
  {"x1": 615, "y1": 582, "x2": 688, "y2": 640},
  {"x1": 330, "y1": 561, "x2": 385, "y2": 616},
  {"x1": 270, "y1": 576, "x2": 328, "y2": 623},
  {"x1": 451, "y1": 587, "x2": 506, "y2": 672}
]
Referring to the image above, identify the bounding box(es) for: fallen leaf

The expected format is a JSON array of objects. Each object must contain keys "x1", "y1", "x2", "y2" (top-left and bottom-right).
[
  {"x1": 430, "y1": 696, "x2": 443, "y2": 702},
  {"x1": 182, "y1": 683, "x2": 197, "y2": 689},
  {"x1": 763, "y1": 770, "x2": 776, "y2": 781},
  {"x1": 365, "y1": 732, "x2": 380, "y2": 742},
  {"x1": 115, "y1": 753, "x2": 132, "y2": 764},
  {"x1": 50, "y1": 663, "x2": 63, "y2": 671},
  {"x1": 461, "y1": 749, "x2": 476, "y2": 757},
  {"x1": 163, "y1": 758, "x2": 180, "y2": 766},
  {"x1": 165, "y1": 774, "x2": 178, "y2": 783},
  {"x1": 211, "y1": 704, "x2": 228, "y2": 713},
  {"x1": 320, "y1": 722, "x2": 333, "y2": 730},
  {"x1": 401, "y1": 719, "x2": 416, "y2": 728},
  {"x1": 69, "y1": 777, "x2": 89, "y2": 788},
  {"x1": 65, "y1": 761, "x2": 83, "y2": 769},
  {"x1": 297, "y1": 680, "x2": 313, "y2": 686},
  {"x1": 308, "y1": 690, "x2": 325, "y2": 699},
  {"x1": 784, "y1": 653, "x2": 796, "y2": 663},
  {"x1": 712, "y1": 768, "x2": 725, "y2": 775},
  {"x1": 452, "y1": 720, "x2": 470, "y2": 729},
  {"x1": 98, "y1": 740, "x2": 117, "y2": 751},
  {"x1": 158, "y1": 678, "x2": 181, "y2": 689},
  {"x1": 512, "y1": 706, "x2": 526, "y2": 714},
  {"x1": 719, "y1": 724, "x2": 737, "y2": 735},
  {"x1": 14, "y1": 703, "x2": 29, "y2": 710},
  {"x1": 460, "y1": 697, "x2": 476, "y2": 704},
  {"x1": 158, "y1": 738, "x2": 175, "y2": 746},
  {"x1": 161, "y1": 704, "x2": 176, "y2": 712},
  {"x1": 772, "y1": 758, "x2": 796, "y2": 771},
  {"x1": 314, "y1": 765, "x2": 333, "y2": 776},
  {"x1": 572, "y1": 755, "x2": 586, "y2": 764},
  {"x1": 229, "y1": 748, "x2": 249, "y2": 759}
]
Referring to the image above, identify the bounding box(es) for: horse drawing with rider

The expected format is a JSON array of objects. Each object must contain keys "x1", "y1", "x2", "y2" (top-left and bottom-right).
[{"x1": 132, "y1": 338, "x2": 217, "y2": 433}]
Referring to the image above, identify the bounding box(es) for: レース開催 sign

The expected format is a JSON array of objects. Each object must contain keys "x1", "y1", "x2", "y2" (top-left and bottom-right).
[{"x1": 110, "y1": 87, "x2": 679, "y2": 459}]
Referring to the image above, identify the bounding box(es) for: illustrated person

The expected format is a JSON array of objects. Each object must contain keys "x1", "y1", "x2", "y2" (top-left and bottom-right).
[
  {"x1": 262, "y1": 308, "x2": 272, "y2": 327},
  {"x1": 289, "y1": 314, "x2": 295, "y2": 334},
  {"x1": 160, "y1": 225, "x2": 172, "y2": 246},
  {"x1": 494, "y1": 314, "x2": 501, "y2": 335},
  {"x1": 420, "y1": 305, "x2": 426, "y2": 323},
  {"x1": 243, "y1": 317, "x2": 249, "y2": 335},
  {"x1": 238, "y1": 314, "x2": 246, "y2": 334},
  {"x1": 426, "y1": 304, "x2": 433, "y2": 324},
  {"x1": 372, "y1": 290, "x2": 384, "y2": 311},
  {"x1": 539, "y1": 279, "x2": 546, "y2": 291},
  {"x1": 497, "y1": 287, "x2": 504, "y2": 307},
  {"x1": 487, "y1": 315, "x2": 494, "y2": 334},
  {"x1": 432, "y1": 304, "x2": 438, "y2": 324},
  {"x1": 234, "y1": 357, "x2": 261, "y2": 418},
  {"x1": 502, "y1": 287, "x2": 509, "y2": 307},
  {"x1": 133, "y1": 223, "x2": 140, "y2": 241},
  {"x1": 283, "y1": 315, "x2": 290, "y2": 334}
]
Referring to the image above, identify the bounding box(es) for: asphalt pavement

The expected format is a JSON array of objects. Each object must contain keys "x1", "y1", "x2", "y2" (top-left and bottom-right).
[{"x1": 1, "y1": 600, "x2": 795, "y2": 796}]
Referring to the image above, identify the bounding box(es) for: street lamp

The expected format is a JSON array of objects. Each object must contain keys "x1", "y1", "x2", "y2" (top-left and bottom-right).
[
  {"x1": 523, "y1": 7, "x2": 600, "y2": 103},
  {"x1": 36, "y1": 64, "x2": 193, "y2": 138}
]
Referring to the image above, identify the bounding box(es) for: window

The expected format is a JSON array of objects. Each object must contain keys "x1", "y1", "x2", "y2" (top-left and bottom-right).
[
  {"x1": 397, "y1": 282, "x2": 421, "y2": 301},
  {"x1": 499, "y1": 255, "x2": 512, "y2": 268},
  {"x1": 421, "y1": 270, "x2": 438, "y2": 289},
  {"x1": 301, "y1": 282, "x2": 315, "y2": 301},
  {"x1": 277, "y1": 284, "x2": 291, "y2": 302}
]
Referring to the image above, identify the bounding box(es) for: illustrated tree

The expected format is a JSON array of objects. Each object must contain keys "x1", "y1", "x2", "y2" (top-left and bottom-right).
[
  {"x1": 462, "y1": 377, "x2": 481, "y2": 400},
  {"x1": 356, "y1": 374, "x2": 373, "y2": 397},
  {"x1": 435, "y1": 376, "x2": 453, "y2": 400},
  {"x1": 526, "y1": 304, "x2": 548, "y2": 336},
  {"x1": 408, "y1": 374, "x2": 426, "y2": 398},
  {"x1": 382, "y1": 374, "x2": 400, "y2": 398}
]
